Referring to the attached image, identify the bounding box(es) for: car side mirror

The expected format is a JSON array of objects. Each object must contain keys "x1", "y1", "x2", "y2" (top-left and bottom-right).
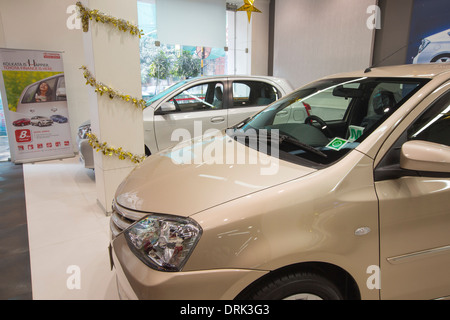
[
  {"x1": 158, "y1": 101, "x2": 176, "y2": 114},
  {"x1": 56, "y1": 88, "x2": 66, "y2": 98},
  {"x1": 400, "y1": 140, "x2": 450, "y2": 173}
]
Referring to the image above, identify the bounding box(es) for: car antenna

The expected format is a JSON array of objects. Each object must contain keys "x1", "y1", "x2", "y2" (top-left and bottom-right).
[{"x1": 364, "y1": 42, "x2": 412, "y2": 73}]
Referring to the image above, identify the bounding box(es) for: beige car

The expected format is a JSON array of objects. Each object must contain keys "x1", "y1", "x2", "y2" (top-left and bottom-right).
[{"x1": 109, "y1": 64, "x2": 450, "y2": 300}]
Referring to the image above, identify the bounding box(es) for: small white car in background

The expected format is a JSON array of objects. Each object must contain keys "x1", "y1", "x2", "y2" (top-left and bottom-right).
[
  {"x1": 413, "y1": 28, "x2": 450, "y2": 64},
  {"x1": 30, "y1": 115, "x2": 53, "y2": 127},
  {"x1": 77, "y1": 75, "x2": 293, "y2": 168}
]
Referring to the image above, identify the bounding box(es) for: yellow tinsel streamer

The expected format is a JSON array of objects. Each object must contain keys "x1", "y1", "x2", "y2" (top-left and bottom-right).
[
  {"x1": 87, "y1": 132, "x2": 146, "y2": 164},
  {"x1": 76, "y1": 1, "x2": 143, "y2": 38},
  {"x1": 80, "y1": 65, "x2": 146, "y2": 110}
]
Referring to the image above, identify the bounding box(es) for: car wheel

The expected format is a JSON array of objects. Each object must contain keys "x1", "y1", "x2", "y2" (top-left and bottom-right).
[
  {"x1": 245, "y1": 271, "x2": 344, "y2": 300},
  {"x1": 431, "y1": 54, "x2": 450, "y2": 63}
]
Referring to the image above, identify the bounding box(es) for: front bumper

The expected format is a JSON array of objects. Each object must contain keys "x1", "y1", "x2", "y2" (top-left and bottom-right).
[
  {"x1": 110, "y1": 234, "x2": 267, "y2": 300},
  {"x1": 77, "y1": 139, "x2": 94, "y2": 169}
]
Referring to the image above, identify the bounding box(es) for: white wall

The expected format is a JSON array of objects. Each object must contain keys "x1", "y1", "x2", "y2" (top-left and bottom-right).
[
  {"x1": 273, "y1": 0, "x2": 376, "y2": 88},
  {"x1": 250, "y1": 0, "x2": 270, "y2": 76},
  {"x1": 0, "y1": 0, "x2": 88, "y2": 151}
]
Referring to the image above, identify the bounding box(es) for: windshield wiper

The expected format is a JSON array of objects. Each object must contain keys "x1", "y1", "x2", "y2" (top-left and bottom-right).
[
  {"x1": 263, "y1": 131, "x2": 328, "y2": 159},
  {"x1": 229, "y1": 129, "x2": 328, "y2": 159}
]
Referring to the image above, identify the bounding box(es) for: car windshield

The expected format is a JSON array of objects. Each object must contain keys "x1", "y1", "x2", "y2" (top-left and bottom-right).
[
  {"x1": 145, "y1": 80, "x2": 189, "y2": 106},
  {"x1": 228, "y1": 76, "x2": 429, "y2": 168}
]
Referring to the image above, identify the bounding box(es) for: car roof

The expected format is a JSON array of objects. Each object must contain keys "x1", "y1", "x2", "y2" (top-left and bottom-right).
[
  {"x1": 184, "y1": 74, "x2": 287, "y2": 82},
  {"x1": 322, "y1": 63, "x2": 450, "y2": 80}
]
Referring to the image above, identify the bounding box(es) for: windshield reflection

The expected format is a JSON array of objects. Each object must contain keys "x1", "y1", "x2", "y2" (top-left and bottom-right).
[{"x1": 228, "y1": 77, "x2": 429, "y2": 167}]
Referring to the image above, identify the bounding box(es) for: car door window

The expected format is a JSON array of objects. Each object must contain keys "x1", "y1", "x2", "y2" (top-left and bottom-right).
[
  {"x1": 55, "y1": 76, "x2": 67, "y2": 101},
  {"x1": 408, "y1": 90, "x2": 450, "y2": 146},
  {"x1": 21, "y1": 77, "x2": 58, "y2": 103},
  {"x1": 375, "y1": 89, "x2": 450, "y2": 181},
  {"x1": 232, "y1": 81, "x2": 280, "y2": 108},
  {"x1": 168, "y1": 82, "x2": 224, "y2": 113},
  {"x1": 21, "y1": 83, "x2": 39, "y2": 103}
]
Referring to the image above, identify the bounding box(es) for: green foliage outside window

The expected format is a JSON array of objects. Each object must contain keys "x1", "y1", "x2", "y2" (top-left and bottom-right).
[
  {"x1": 172, "y1": 51, "x2": 201, "y2": 79},
  {"x1": 2, "y1": 71, "x2": 62, "y2": 112}
]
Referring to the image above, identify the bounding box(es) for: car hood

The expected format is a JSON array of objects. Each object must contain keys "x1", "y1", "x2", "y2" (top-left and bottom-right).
[
  {"x1": 426, "y1": 28, "x2": 450, "y2": 42},
  {"x1": 115, "y1": 132, "x2": 316, "y2": 217}
]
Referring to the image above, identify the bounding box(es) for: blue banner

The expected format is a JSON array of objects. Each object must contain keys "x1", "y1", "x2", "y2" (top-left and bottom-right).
[{"x1": 407, "y1": 0, "x2": 450, "y2": 64}]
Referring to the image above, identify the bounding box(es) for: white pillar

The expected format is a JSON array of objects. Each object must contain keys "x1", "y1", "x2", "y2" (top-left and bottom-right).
[{"x1": 81, "y1": 0, "x2": 144, "y2": 214}]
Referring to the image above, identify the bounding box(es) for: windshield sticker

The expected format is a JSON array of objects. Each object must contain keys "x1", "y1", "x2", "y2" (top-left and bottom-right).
[
  {"x1": 326, "y1": 138, "x2": 348, "y2": 151},
  {"x1": 348, "y1": 125, "x2": 365, "y2": 142}
]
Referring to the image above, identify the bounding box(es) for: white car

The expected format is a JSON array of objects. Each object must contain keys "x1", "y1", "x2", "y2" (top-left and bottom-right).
[
  {"x1": 30, "y1": 115, "x2": 53, "y2": 127},
  {"x1": 413, "y1": 28, "x2": 450, "y2": 64},
  {"x1": 78, "y1": 75, "x2": 293, "y2": 168}
]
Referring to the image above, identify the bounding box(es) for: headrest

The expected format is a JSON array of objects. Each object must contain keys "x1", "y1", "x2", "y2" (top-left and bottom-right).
[
  {"x1": 372, "y1": 91, "x2": 396, "y2": 115},
  {"x1": 215, "y1": 86, "x2": 223, "y2": 100}
]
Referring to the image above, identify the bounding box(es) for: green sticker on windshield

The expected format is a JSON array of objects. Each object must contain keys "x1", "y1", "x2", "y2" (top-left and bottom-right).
[
  {"x1": 348, "y1": 125, "x2": 364, "y2": 142},
  {"x1": 326, "y1": 138, "x2": 348, "y2": 151}
]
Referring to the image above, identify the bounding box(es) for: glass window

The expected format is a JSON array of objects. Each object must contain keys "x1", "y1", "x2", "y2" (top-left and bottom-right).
[
  {"x1": 230, "y1": 77, "x2": 428, "y2": 167},
  {"x1": 375, "y1": 89, "x2": 450, "y2": 181},
  {"x1": 408, "y1": 90, "x2": 450, "y2": 146},
  {"x1": 138, "y1": 1, "x2": 250, "y2": 100},
  {"x1": 232, "y1": 81, "x2": 280, "y2": 108},
  {"x1": 167, "y1": 82, "x2": 224, "y2": 113},
  {"x1": 55, "y1": 76, "x2": 67, "y2": 101},
  {"x1": 302, "y1": 82, "x2": 359, "y2": 122},
  {"x1": 21, "y1": 77, "x2": 58, "y2": 104},
  {"x1": 21, "y1": 83, "x2": 39, "y2": 103}
]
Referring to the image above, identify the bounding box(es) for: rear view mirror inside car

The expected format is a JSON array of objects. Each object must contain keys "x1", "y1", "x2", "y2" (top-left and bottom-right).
[{"x1": 333, "y1": 85, "x2": 363, "y2": 99}]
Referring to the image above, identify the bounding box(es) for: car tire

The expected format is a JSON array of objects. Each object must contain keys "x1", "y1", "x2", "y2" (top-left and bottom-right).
[
  {"x1": 245, "y1": 271, "x2": 344, "y2": 300},
  {"x1": 431, "y1": 54, "x2": 450, "y2": 63}
]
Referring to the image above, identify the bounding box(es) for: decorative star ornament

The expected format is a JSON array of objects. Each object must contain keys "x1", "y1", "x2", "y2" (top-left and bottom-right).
[{"x1": 237, "y1": 0, "x2": 262, "y2": 23}]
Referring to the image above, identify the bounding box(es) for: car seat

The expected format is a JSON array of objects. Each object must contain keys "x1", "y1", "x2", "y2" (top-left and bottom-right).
[
  {"x1": 256, "y1": 87, "x2": 276, "y2": 106},
  {"x1": 361, "y1": 90, "x2": 397, "y2": 129},
  {"x1": 212, "y1": 86, "x2": 223, "y2": 109}
]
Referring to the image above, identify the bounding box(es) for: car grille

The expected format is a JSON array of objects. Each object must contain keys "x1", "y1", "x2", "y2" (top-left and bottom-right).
[{"x1": 110, "y1": 200, "x2": 147, "y2": 239}]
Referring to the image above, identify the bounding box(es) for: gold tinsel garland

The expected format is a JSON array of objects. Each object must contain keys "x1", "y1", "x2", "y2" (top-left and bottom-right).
[
  {"x1": 76, "y1": 2, "x2": 143, "y2": 37},
  {"x1": 80, "y1": 65, "x2": 146, "y2": 110},
  {"x1": 87, "y1": 132, "x2": 146, "y2": 164}
]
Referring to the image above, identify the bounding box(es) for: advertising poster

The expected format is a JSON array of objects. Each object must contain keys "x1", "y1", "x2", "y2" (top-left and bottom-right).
[
  {"x1": 0, "y1": 48, "x2": 74, "y2": 163},
  {"x1": 406, "y1": 0, "x2": 450, "y2": 64}
]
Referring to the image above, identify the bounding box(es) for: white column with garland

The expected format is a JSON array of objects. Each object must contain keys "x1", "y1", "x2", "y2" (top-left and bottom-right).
[{"x1": 80, "y1": 0, "x2": 144, "y2": 214}]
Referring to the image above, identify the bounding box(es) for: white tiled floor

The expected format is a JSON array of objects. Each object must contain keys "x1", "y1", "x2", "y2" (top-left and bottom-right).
[{"x1": 23, "y1": 156, "x2": 119, "y2": 300}]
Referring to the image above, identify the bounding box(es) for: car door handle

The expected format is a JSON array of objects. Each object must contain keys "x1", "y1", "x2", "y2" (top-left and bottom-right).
[{"x1": 210, "y1": 116, "x2": 225, "y2": 123}]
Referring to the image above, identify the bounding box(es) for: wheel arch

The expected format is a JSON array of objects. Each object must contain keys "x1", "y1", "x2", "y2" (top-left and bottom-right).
[
  {"x1": 234, "y1": 261, "x2": 361, "y2": 300},
  {"x1": 430, "y1": 53, "x2": 450, "y2": 63}
]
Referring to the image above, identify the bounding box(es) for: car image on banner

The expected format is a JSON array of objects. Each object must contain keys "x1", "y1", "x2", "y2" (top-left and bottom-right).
[
  {"x1": 413, "y1": 28, "x2": 450, "y2": 63},
  {"x1": 16, "y1": 73, "x2": 67, "y2": 115},
  {"x1": 12, "y1": 118, "x2": 31, "y2": 127}
]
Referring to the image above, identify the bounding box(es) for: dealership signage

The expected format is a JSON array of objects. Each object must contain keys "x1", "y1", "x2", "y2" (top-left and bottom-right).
[{"x1": 0, "y1": 48, "x2": 74, "y2": 163}]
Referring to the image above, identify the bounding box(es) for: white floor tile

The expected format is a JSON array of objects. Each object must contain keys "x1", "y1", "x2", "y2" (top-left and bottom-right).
[{"x1": 23, "y1": 156, "x2": 119, "y2": 300}]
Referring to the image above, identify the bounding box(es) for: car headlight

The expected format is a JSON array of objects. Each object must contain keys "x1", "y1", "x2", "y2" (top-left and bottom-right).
[
  {"x1": 124, "y1": 214, "x2": 202, "y2": 272},
  {"x1": 418, "y1": 39, "x2": 430, "y2": 53},
  {"x1": 77, "y1": 124, "x2": 91, "y2": 140}
]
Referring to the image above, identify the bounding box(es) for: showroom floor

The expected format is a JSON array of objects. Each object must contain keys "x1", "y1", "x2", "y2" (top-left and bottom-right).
[{"x1": 0, "y1": 154, "x2": 119, "y2": 300}]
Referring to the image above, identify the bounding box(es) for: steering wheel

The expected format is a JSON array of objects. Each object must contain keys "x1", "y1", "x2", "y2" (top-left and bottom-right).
[{"x1": 304, "y1": 115, "x2": 334, "y2": 138}]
